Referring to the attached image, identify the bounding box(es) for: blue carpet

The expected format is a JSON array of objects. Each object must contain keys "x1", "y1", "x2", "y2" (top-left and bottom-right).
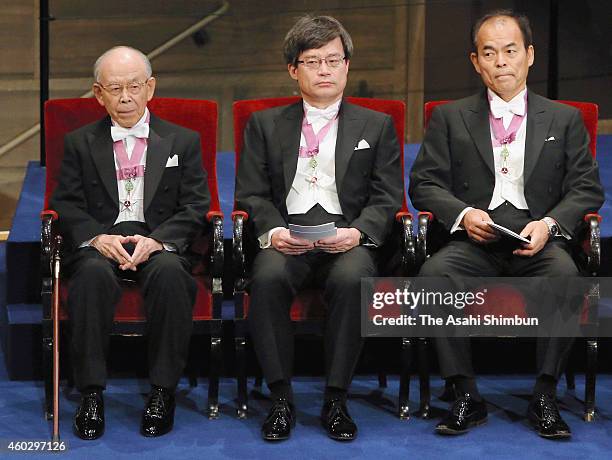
[{"x1": 1, "y1": 366, "x2": 612, "y2": 459}]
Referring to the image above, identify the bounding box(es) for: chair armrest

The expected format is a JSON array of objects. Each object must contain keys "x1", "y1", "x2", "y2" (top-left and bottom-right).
[
  {"x1": 40, "y1": 210, "x2": 62, "y2": 322},
  {"x1": 584, "y1": 213, "x2": 601, "y2": 275},
  {"x1": 416, "y1": 212, "x2": 433, "y2": 269},
  {"x1": 395, "y1": 211, "x2": 415, "y2": 275},
  {"x1": 206, "y1": 211, "x2": 224, "y2": 284},
  {"x1": 40, "y1": 210, "x2": 59, "y2": 275},
  {"x1": 232, "y1": 211, "x2": 249, "y2": 320},
  {"x1": 232, "y1": 211, "x2": 248, "y2": 290}
]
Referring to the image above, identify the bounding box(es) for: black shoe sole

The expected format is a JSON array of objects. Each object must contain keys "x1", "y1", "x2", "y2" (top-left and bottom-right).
[
  {"x1": 327, "y1": 431, "x2": 357, "y2": 442},
  {"x1": 537, "y1": 431, "x2": 572, "y2": 440},
  {"x1": 528, "y1": 418, "x2": 571, "y2": 440},
  {"x1": 140, "y1": 422, "x2": 174, "y2": 438},
  {"x1": 435, "y1": 416, "x2": 488, "y2": 435},
  {"x1": 262, "y1": 432, "x2": 291, "y2": 441},
  {"x1": 73, "y1": 422, "x2": 104, "y2": 440}
]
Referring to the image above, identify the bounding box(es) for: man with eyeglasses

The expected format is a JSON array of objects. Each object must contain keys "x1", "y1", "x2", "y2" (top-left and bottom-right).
[
  {"x1": 50, "y1": 46, "x2": 210, "y2": 439},
  {"x1": 235, "y1": 15, "x2": 403, "y2": 441}
]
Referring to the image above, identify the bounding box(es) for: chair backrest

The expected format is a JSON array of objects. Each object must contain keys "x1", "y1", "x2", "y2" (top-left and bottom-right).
[
  {"x1": 232, "y1": 96, "x2": 408, "y2": 211},
  {"x1": 44, "y1": 97, "x2": 221, "y2": 211},
  {"x1": 423, "y1": 99, "x2": 598, "y2": 158}
]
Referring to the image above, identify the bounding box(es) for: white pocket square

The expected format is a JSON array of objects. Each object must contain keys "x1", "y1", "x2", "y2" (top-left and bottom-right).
[
  {"x1": 165, "y1": 154, "x2": 179, "y2": 167},
  {"x1": 354, "y1": 139, "x2": 370, "y2": 150},
  {"x1": 545, "y1": 136, "x2": 556, "y2": 142}
]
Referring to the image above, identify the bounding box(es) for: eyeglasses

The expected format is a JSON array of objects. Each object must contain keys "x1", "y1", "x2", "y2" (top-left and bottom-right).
[
  {"x1": 296, "y1": 55, "x2": 346, "y2": 70},
  {"x1": 96, "y1": 79, "x2": 151, "y2": 96}
]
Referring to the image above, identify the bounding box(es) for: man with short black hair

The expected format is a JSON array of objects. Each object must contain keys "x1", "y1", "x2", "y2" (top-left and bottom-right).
[
  {"x1": 236, "y1": 15, "x2": 403, "y2": 441},
  {"x1": 410, "y1": 10, "x2": 603, "y2": 439}
]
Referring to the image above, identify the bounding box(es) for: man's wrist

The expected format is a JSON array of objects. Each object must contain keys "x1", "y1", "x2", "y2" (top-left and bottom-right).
[{"x1": 541, "y1": 217, "x2": 559, "y2": 237}]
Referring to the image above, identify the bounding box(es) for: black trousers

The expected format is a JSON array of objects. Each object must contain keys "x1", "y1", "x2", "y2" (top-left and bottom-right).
[
  {"x1": 248, "y1": 205, "x2": 377, "y2": 390},
  {"x1": 419, "y1": 203, "x2": 578, "y2": 382},
  {"x1": 65, "y1": 222, "x2": 197, "y2": 391}
]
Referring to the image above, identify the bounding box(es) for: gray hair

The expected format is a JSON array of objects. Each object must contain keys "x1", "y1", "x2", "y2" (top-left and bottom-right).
[
  {"x1": 283, "y1": 15, "x2": 353, "y2": 66},
  {"x1": 93, "y1": 46, "x2": 152, "y2": 82}
]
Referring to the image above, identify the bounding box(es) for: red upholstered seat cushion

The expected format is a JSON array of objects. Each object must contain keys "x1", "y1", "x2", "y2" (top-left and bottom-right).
[{"x1": 59, "y1": 274, "x2": 214, "y2": 321}]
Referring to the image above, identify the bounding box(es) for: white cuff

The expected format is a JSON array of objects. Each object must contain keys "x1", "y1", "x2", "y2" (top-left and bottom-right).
[
  {"x1": 258, "y1": 227, "x2": 286, "y2": 249},
  {"x1": 450, "y1": 207, "x2": 474, "y2": 234},
  {"x1": 79, "y1": 236, "x2": 97, "y2": 248}
]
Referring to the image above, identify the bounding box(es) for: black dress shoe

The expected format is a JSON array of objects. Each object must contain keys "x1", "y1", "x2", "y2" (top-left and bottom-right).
[
  {"x1": 321, "y1": 399, "x2": 357, "y2": 441},
  {"x1": 261, "y1": 398, "x2": 296, "y2": 441},
  {"x1": 436, "y1": 393, "x2": 487, "y2": 435},
  {"x1": 527, "y1": 394, "x2": 571, "y2": 439},
  {"x1": 141, "y1": 386, "x2": 176, "y2": 437},
  {"x1": 73, "y1": 390, "x2": 105, "y2": 440}
]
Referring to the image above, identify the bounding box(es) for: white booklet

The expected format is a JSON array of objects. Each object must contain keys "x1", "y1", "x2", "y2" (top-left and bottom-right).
[
  {"x1": 288, "y1": 222, "x2": 337, "y2": 241},
  {"x1": 485, "y1": 221, "x2": 531, "y2": 244}
]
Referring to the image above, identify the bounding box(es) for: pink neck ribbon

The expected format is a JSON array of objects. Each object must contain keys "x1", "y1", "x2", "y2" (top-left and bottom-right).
[
  {"x1": 488, "y1": 93, "x2": 528, "y2": 147},
  {"x1": 298, "y1": 112, "x2": 338, "y2": 158},
  {"x1": 114, "y1": 113, "x2": 150, "y2": 181}
]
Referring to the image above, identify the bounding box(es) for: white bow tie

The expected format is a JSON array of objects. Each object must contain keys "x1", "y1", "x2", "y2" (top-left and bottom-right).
[
  {"x1": 490, "y1": 98, "x2": 526, "y2": 119},
  {"x1": 110, "y1": 123, "x2": 149, "y2": 142},
  {"x1": 306, "y1": 106, "x2": 339, "y2": 122}
]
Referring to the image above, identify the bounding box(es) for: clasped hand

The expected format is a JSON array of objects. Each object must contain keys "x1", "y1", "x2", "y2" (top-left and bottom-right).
[{"x1": 91, "y1": 234, "x2": 163, "y2": 270}]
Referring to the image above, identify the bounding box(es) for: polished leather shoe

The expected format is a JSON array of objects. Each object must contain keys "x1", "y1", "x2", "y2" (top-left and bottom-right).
[
  {"x1": 141, "y1": 386, "x2": 175, "y2": 437},
  {"x1": 73, "y1": 390, "x2": 105, "y2": 440},
  {"x1": 528, "y1": 394, "x2": 571, "y2": 439},
  {"x1": 436, "y1": 393, "x2": 487, "y2": 435},
  {"x1": 321, "y1": 399, "x2": 357, "y2": 441},
  {"x1": 261, "y1": 398, "x2": 296, "y2": 441}
]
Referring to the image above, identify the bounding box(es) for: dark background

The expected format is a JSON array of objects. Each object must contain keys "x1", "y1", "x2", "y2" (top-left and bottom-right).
[{"x1": 425, "y1": 0, "x2": 612, "y2": 117}]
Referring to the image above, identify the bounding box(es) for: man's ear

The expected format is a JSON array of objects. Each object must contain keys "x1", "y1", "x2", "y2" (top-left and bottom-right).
[
  {"x1": 146, "y1": 77, "x2": 156, "y2": 102},
  {"x1": 288, "y1": 63, "x2": 299, "y2": 81},
  {"x1": 93, "y1": 84, "x2": 105, "y2": 107},
  {"x1": 469, "y1": 52, "x2": 481, "y2": 75},
  {"x1": 527, "y1": 45, "x2": 535, "y2": 68}
]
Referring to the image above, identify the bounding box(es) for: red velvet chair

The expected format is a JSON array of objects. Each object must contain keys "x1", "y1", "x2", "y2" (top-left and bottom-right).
[
  {"x1": 40, "y1": 98, "x2": 225, "y2": 427},
  {"x1": 415, "y1": 99, "x2": 601, "y2": 421},
  {"x1": 231, "y1": 96, "x2": 414, "y2": 418}
]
